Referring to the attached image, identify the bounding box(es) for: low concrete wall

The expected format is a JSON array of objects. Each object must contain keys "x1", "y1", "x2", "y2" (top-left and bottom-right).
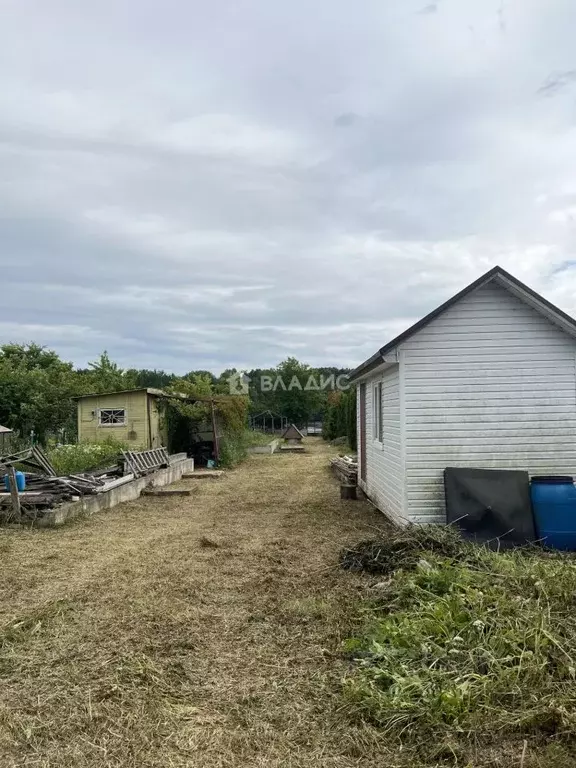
[
  {"x1": 38, "y1": 458, "x2": 195, "y2": 528},
  {"x1": 248, "y1": 439, "x2": 280, "y2": 455}
]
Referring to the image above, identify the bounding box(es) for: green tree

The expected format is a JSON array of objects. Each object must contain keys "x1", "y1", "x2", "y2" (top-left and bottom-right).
[
  {"x1": 323, "y1": 388, "x2": 357, "y2": 449},
  {"x1": 85, "y1": 351, "x2": 137, "y2": 393},
  {"x1": 0, "y1": 344, "x2": 79, "y2": 443},
  {"x1": 215, "y1": 368, "x2": 239, "y2": 394},
  {"x1": 128, "y1": 368, "x2": 175, "y2": 389},
  {"x1": 184, "y1": 370, "x2": 217, "y2": 386},
  {"x1": 268, "y1": 357, "x2": 323, "y2": 426}
]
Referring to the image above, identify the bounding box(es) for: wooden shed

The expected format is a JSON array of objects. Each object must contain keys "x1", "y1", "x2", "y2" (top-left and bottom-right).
[
  {"x1": 75, "y1": 388, "x2": 225, "y2": 464},
  {"x1": 76, "y1": 388, "x2": 168, "y2": 449},
  {"x1": 282, "y1": 424, "x2": 304, "y2": 444},
  {"x1": 0, "y1": 425, "x2": 13, "y2": 452},
  {"x1": 349, "y1": 266, "x2": 576, "y2": 526}
]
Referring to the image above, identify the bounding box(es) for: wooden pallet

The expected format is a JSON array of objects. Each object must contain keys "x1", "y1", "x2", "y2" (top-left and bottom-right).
[{"x1": 122, "y1": 448, "x2": 170, "y2": 477}]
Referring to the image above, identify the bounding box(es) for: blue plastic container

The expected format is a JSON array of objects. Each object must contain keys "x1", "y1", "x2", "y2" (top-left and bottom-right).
[
  {"x1": 531, "y1": 476, "x2": 576, "y2": 550},
  {"x1": 3, "y1": 471, "x2": 26, "y2": 492}
]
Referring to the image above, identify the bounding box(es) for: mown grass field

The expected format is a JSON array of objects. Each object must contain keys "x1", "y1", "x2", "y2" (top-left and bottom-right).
[
  {"x1": 3, "y1": 440, "x2": 574, "y2": 768},
  {"x1": 0, "y1": 440, "x2": 388, "y2": 768}
]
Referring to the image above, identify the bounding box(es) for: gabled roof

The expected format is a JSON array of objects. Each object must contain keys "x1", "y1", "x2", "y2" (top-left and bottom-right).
[
  {"x1": 282, "y1": 424, "x2": 304, "y2": 440},
  {"x1": 0, "y1": 425, "x2": 13, "y2": 434},
  {"x1": 349, "y1": 265, "x2": 576, "y2": 382}
]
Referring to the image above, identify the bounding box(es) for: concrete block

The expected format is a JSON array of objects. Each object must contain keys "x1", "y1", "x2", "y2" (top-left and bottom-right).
[
  {"x1": 37, "y1": 458, "x2": 195, "y2": 528},
  {"x1": 247, "y1": 439, "x2": 280, "y2": 455}
]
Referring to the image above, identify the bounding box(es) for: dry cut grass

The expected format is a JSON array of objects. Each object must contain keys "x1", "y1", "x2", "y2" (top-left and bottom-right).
[{"x1": 0, "y1": 439, "x2": 391, "y2": 768}]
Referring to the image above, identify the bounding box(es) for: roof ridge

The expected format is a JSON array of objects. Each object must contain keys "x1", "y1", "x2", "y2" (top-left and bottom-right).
[{"x1": 350, "y1": 265, "x2": 576, "y2": 382}]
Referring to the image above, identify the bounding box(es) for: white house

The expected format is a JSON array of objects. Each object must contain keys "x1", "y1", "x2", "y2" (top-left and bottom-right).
[{"x1": 349, "y1": 266, "x2": 576, "y2": 525}]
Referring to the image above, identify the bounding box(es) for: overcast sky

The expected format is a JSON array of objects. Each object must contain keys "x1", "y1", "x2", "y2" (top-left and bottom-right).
[{"x1": 1, "y1": 0, "x2": 576, "y2": 373}]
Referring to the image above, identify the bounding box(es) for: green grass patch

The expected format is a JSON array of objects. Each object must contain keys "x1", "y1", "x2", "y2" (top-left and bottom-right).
[
  {"x1": 219, "y1": 430, "x2": 275, "y2": 466},
  {"x1": 47, "y1": 438, "x2": 130, "y2": 475},
  {"x1": 343, "y1": 527, "x2": 576, "y2": 765},
  {"x1": 218, "y1": 432, "x2": 247, "y2": 467},
  {"x1": 244, "y1": 430, "x2": 275, "y2": 447}
]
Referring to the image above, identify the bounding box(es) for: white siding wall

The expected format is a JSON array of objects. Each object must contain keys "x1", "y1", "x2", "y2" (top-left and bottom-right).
[
  {"x1": 363, "y1": 365, "x2": 404, "y2": 522},
  {"x1": 402, "y1": 282, "x2": 576, "y2": 523}
]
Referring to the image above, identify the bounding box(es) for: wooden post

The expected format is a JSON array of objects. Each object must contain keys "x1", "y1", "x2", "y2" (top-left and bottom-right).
[
  {"x1": 340, "y1": 483, "x2": 357, "y2": 501},
  {"x1": 7, "y1": 466, "x2": 21, "y2": 522},
  {"x1": 146, "y1": 395, "x2": 153, "y2": 449},
  {"x1": 210, "y1": 400, "x2": 220, "y2": 464}
]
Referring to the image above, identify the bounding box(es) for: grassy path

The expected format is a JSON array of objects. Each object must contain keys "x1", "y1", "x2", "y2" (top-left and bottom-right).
[{"x1": 0, "y1": 440, "x2": 388, "y2": 768}]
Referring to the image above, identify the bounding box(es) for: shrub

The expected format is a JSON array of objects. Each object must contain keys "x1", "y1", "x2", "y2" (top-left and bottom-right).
[
  {"x1": 244, "y1": 430, "x2": 274, "y2": 447},
  {"x1": 161, "y1": 378, "x2": 250, "y2": 465},
  {"x1": 218, "y1": 432, "x2": 247, "y2": 467},
  {"x1": 218, "y1": 429, "x2": 273, "y2": 466},
  {"x1": 323, "y1": 389, "x2": 356, "y2": 450},
  {"x1": 48, "y1": 438, "x2": 129, "y2": 475}
]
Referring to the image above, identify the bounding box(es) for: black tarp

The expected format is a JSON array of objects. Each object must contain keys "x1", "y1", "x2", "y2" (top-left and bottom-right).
[{"x1": 444, "y1": 467, "x2": 535, "y2": 547}]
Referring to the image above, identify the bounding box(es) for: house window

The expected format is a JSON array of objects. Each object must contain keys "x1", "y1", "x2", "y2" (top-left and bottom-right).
[
  {"x1": 98, "y1": 408, "x2": 126, "y2": 426},
  {"x1": 373, "y1": 382, "x2": 383, "y2": 442}
]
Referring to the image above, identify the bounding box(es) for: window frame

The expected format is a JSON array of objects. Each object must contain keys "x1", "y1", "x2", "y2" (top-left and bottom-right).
[
  {"x1": 372, "y1": 381, "x2": 383, "y2": 444},
  {"x1": 98, "y1": 408, "x2": 127, "y2": 427}
]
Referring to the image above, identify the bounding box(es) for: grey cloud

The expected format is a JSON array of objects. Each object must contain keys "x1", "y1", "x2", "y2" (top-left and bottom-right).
[
  {"x1": 2, "y1": 0, "x2": 576, "y2": 373},
  {"x1": 537, "y1": 70, "x2": 576, "y2": 97},
  {"x1": 334, "y1": 113, "x2": 359, "y2": 127},
  {"x1": 418, "y1": 4, "x2": 438, "y2": 15}
]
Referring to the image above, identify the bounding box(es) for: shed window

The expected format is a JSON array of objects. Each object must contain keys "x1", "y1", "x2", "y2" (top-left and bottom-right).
[
  {"x1": 98, "y1": 408, "x2": 126, "y2": 426},
  {"x1": 373, "y1": 382, "x2": 383, "y2": 442}
]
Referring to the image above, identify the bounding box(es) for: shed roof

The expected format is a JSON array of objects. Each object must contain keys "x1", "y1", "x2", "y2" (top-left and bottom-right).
[
  {"x1": 75, "y1": 388, "x2": 217, "y2": 402},
  {"x1": 74, "y1": 388, "x2": 165, "y2": 400},
  {"x1": 349, "y1": 265, "x2": 576, "y2": 382},
  {"x1": 74, "y1": 388, "x2": 239, "y2": 405},
  {"x1": 0, "y1": 425, "x2": 13, "y2": 434}
]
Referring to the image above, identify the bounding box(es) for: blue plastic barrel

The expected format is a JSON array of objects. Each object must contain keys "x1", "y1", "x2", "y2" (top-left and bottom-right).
[
  {"x1": 4, "y1": 471, "x2": 26, "y2": 492},
  {"x1": 531, "y1": 476, "x2": 576, "y2": 550}
]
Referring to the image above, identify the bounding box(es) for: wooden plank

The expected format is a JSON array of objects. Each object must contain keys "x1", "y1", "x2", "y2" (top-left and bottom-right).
[
  {"x1": 182, "y1": 471, "x2": 223, "y2": 479},
  {"x1": 99, "y1": 474, "x2": 135, "y2": 492},
  {"x1": 0, "y1": 494, "x2": 68, "y2": 507},
  {"x1": 7, "y1": 467, "x2": 21, "y2": 522},
  {"x1": 142, "y1": 489, "x2": 192, "y2": 497},
  {"x1": 0, "y1": 491, "x2": 46, "y2": 498},
  {"x1": 33, "y1": 446, "x2": 57, "y2": 476}
]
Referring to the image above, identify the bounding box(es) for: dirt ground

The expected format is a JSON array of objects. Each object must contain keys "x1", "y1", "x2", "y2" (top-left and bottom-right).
[{"x1": 0, "y1": 439, "x2": 391, "y2": 768}]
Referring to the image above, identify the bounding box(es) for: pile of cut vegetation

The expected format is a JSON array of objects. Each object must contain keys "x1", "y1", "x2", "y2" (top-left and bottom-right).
[
  {"x1": 342, "y1": 526, "x2": 576, "y2": 766},
  {"x1": 340, "y1": 524, "x2": 465, "y2": 574}
]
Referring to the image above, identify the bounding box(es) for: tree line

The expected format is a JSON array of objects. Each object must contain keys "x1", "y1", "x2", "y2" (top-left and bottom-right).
[{"x1": 0, "y1": 345, "x2": 356, "y2": 445}]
